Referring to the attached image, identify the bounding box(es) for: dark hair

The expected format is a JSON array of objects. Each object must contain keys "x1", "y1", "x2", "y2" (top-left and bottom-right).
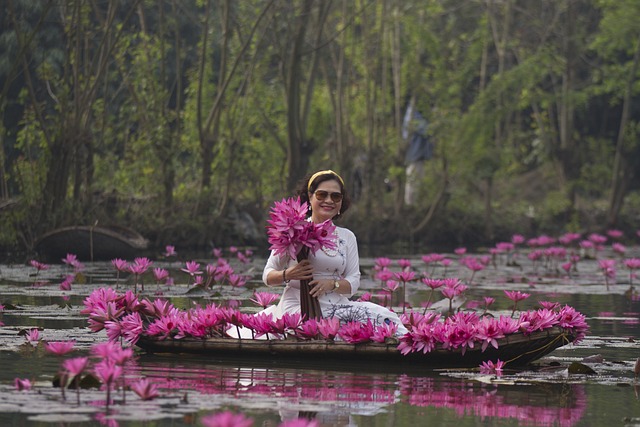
[{"x1": 296, "y1": 171, "x2": 351, "y2": 219}]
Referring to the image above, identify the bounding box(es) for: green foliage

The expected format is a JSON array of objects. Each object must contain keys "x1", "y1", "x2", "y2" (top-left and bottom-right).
[{"x1": 0, "y1": 0, "x2": 637, "y2": 254}]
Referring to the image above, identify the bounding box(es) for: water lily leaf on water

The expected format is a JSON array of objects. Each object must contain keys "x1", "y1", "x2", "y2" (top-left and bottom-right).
[
  {"x1": 474, "y1": 375, "x2": 516, "y2": 385},
  {"x1": 185, "y1": 286, "x2": 210, "y2": 296},
  {"x1": 582, "y1": 354, "x2": 604, "y2": 363},
  {"x1": 78, "y1": 373, "x2": 101, "y2": 389},
  {"x1": 568, "y1": 362, "x2": 597, "y2": 375}
]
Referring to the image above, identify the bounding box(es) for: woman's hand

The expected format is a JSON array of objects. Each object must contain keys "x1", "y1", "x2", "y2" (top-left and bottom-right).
[
  {"x1": 284, "y1": 260, "x2": 314, "y2": 282},
  {"x1": 309, "y1": 279, "x2": 339, "y2": 298}
]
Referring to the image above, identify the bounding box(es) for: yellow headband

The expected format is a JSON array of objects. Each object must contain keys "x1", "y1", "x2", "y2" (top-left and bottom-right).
[{"x1": 307, "y1": 170, "x2": 344, "y2": 191}]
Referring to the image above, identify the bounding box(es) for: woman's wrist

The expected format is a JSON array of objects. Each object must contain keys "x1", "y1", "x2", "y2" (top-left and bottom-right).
[{"x1": 283, "y1": 268, "x2": 290, "y2": 284}]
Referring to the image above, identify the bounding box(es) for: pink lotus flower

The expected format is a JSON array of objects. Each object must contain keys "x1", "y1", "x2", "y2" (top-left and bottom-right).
[
  {"x1": 14, "y1": 378, "x2": 32, "y2": 391},
  {"x1": 624, "y1": 258, "x2": 640, "y2": 287},
  {"x1": 45, "y1": 340, "x2": 75, "y2": 355},
  {"x1": 250, "y1": 292, "x2": 280, "y2": 308},
  {"x1": 598, "y1": 259, "x2": 616, "y2": 288},
  {"x1": 612, "y1": 242, "x2": 626, "y2": 255},
  {"x1": 153, "y1": 268, "x2": 170, "y2": 283},
  {"x1": 385, "y1": 280, "x2": 399, "y2": 292},
  {"x1": 511, "y1": 234, "x2": 525, "y2": 245},
  {"x1": 111, "y1": 258, "x2": 129, "y2": 272},
  {"x1": 266, "y1": 197, "x2": 336, "y2": 259},
  {"x1": 131, "y1": 378, "x2": 159, "y2": 400},
  {"x1": 375, "y1": 269, "x2": 394, "y2": 282},
  {"x1": 317, "y1": 317, "x2": 340, "y2": 340},
  {"x1": 25, "y1": 328, "x2": 40, "y2": 344},
  {"x1": 504, "y1": 290, "x2": 530, "y2": 315},
  {"x1": 63, "y1": 355, "x2": 90, "y2": 403},
  {"x1": 201, "y1": 411, "x2": 254, "y2": 427},
  {"x1": 294, "y1": 318, "x2": 320, "y2": 340},
  {"x1": 62, "y1": 253, "x2": 81, "y2": 269},
  {"x1": 588, "y1": 233, "x2": 607, "y2": 245},
  {"x1": 181, "y1": 261, "x2": 202, "y2": 277},
  {"x1": 483, "y1": 296, "x2": 495, "y2": 309},
  {"x1": 394, "y1": 270, "x2": 416, "y2": 283},
  {"x1": 558, "y1": 232, "x2": 581, "y2": 246},
  {"x1": 227, "y1": 273, "x2": 247, "y2": 288},
  {"x1": 29, "y1": 259, "x2": 49, "y2": 271},
  {"x1": 454, "y1": 247, "x2": 467, "y2": 255},
  {"x1": 479, "y1": 359, "x2": 505, "y2": 375},
  {"x1": 338, "y1": 320, "x2": 374, "y2": 343},
  {"x1": 539, "y1": 301, "x2": 560, "y2": 310},
  {"x1": 503, "y1": 289, "x2": 531, "y2": 304},
  {"x1": 358, "y1": 292, "x2": 372, "y2": 302},
  {"x1": 63, "y1": 356, "x2": 89, "y2": 376},
  {"x1": 371, "y1": 322, "x2": 398, "y2": 343},
  {"x1": 374, "y1": 257, "x2": 392, "y2": 270},
  {"x1": 164, "y1": 245, "x2": 177, "y2": 257},
  {"x1": 90, "y1": 340, "x2": 122, "y2": 359},
  {"x1": 236, "y1": 252, "x2": 250, "y2": 263},
  {"x1": 119, "y1": 312, "x2": 143, "y2": 344},
  {"x1": 59, "y1": 274, "x2": 73, "y2": 290},
  {"x1": 397, "y1": 258, "x2": 412, "y2": 269},
  {"x1": 607, "y1": 229, "x2": 623, "y2": 239},
  {"x1": 94, "y1": 359, "x2": 123, "y2": 409},
  {"x1": 475, "y1": 317, "x2": 504, "y2": 351},
  {"x1": 146, "y1": 313, "x2": 182, "y2": 339}
]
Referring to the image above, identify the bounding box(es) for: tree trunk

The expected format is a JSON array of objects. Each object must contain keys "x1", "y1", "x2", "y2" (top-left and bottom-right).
[
  {"x1": 606, "y1": 34, "x2": 640, "y2": 226},
  {"x1": 285, "y1": 0, "x2": 314, "y2": 192}
]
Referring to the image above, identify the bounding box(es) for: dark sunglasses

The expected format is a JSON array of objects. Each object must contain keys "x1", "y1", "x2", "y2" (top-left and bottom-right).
[{"x1": 313, "y1": 190, "x2": 343, "y2": 203}]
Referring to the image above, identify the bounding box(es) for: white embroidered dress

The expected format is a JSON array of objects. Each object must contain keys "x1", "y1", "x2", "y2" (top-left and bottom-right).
[{"x1": 262, "y1": 225, "x2": 408, "y2": 334}]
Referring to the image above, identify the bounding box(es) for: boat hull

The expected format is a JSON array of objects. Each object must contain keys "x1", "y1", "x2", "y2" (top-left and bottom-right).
[
  {"x1": 135, "y1": 327, "x2": 574, "y2": 368},
  {"x1": 35, "y1": 225, "x2": 149, "y2": 262}
]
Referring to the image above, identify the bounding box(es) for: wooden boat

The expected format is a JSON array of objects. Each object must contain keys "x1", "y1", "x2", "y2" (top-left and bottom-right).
[
  {"x1": 35, "y1": 225, "x2": 149, "y2": 262},
  {"x1": 135, "y1": 326, "x2": 575, "y2": 368}
]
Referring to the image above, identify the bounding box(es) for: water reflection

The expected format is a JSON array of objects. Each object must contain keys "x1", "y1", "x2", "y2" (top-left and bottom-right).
[{"x1": 131, "y1": 357, "x2": 587, "y2": 427}]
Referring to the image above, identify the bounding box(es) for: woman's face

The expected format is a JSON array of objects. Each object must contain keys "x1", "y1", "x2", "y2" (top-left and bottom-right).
[{"x1": 309, "y1": 179, "x2": 343, "y2": 223}]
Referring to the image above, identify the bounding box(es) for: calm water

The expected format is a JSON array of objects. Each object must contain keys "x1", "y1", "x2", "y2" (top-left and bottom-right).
[{"x1": 0, "y1": 248, "x2": 639, "y2": 426}]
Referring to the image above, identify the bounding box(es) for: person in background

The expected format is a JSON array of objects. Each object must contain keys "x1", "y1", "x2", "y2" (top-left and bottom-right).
[{"x1": 263, "y1": 169, "x2": 408, "y2": 334}]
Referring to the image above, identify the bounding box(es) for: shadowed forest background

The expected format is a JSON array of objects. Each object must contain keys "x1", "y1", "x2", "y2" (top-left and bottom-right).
[{"x1": 0, "y1": 0, "x2": 639, "y2": 259}]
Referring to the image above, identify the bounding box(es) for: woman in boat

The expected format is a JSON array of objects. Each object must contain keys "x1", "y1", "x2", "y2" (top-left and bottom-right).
[{"x1": 262, "y1": 170, "x2": 408, "y2": 335}]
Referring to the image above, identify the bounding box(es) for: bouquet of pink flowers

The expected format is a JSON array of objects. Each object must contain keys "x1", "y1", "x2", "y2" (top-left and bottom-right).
[
  {"x1": 266, "y1": 197, "x2": 337, "y2": 260},
  {"x1": 266, "y1": 197, "x2": 337, "y2": 320}
]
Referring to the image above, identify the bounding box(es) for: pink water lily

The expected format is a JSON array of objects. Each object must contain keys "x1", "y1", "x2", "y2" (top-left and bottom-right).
[
  {"x1": 63, "y1": 356, "x2": 89, "y2": 377},
  {"x1": 131, "y1": 378, "x2": 159, "y2": 401},
  {"x1": 623, "y1": 258, "x2": 640, "y2": 287},
  {"x1": 294, "y1": 318, "x2": 320, "y2": 340},
  {"x1": 317, "y1": 317, "x2": 340, "y2": 340},
  {"x1": 479, "y1": 359, "x2": 505, "y2": 375},
  {"x1": 63, "y1": 356, "x2": 89, "y2": 405},
  {"x1": 338, "y1": 320, "x2": 374, "y2": 343},
  {"x1": 94, "y1": 359, "x2": 123, "y2": 410},
  {"x1": 163, "y1": 245, "x2": 177, "y2": 257},
  {"x1": 475, "y1": 317, "x2": 505, "y2": 351},
  {"x1": 44, "y1": 340, "x2": 76, "y2": 355},
  {"x1": 29, "y1": 259, "x2": 49, "y2": 271},
  {"x1": 504, "y1": 290, "x2": 531, "y2": 316},
  {"x1": 250, "y1": 292, "x2": 280, "y2": 308},
  {"x1": 371, "y1": 322, "x2": 398, "y2": 343},
  {"x1": 25, "y1": 328, "x2": 40, "y2": 344},
  {"x1": 181, "y1": 261, "x2": 202, "y2": 277},
  {"x1": 374, "y1": 257, "x2": 392, "y2": 270},
  {"x1": 14, "y1": 378, "x2": 32, "y2": 391}
]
